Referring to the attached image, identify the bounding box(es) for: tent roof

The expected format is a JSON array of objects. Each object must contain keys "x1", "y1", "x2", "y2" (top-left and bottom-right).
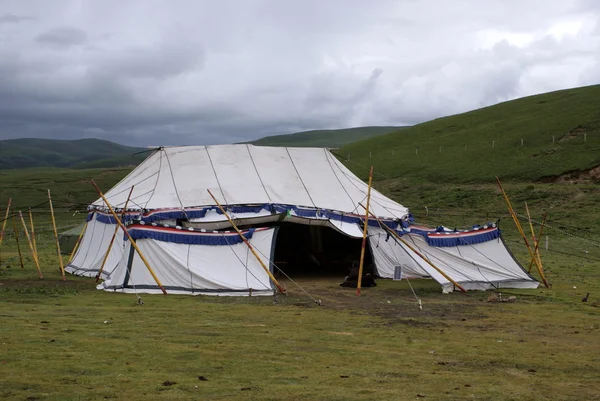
[{"x1": 93, "y1": 145, "x2": 409, "y2": 220}]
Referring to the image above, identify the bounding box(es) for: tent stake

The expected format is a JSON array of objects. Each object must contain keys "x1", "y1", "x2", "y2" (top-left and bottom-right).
[
  {"x1": 91, "y1": 180, "x2": 167, "y2": 295},
  {"x1": 13, "y1": 215, "x2": 24, "y2": 268},
  {"x1": 207, "y1": 189, "x2": 287, "y2": 295},
  {"x1": 19, "y1": 211, "x2": 43, "y2": 279},
  {"x1": 358, "y1": 203, "x2": 468, "y2": 293},
  {"x1": 0, "y1": 198, "x2": 12, "y2": 264},
  {"x1": 96, "y1": 186, "x2": 135, "y2": 282},
  {"x1": 48, "y1": 190, "x2": 66, "y2": 281},
  {"x1": 528, "y1": 212, "x2": 547, "y2": 273},
  {"x1": 68, "y1": 221, "x2": 87, "y2": 266},
  {"x1": 495, "y1": 177, "x2": 549, "y2": 288},
  {"x1": 356, "y1": 166, "x2": 374, "y2": 296}
]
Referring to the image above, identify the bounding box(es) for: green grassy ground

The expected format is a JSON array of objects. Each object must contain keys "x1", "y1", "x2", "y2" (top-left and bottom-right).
[
  {"x1": 339, "y1": 84, "x2": 600, "y2": 183},
  {"x1": 1, "y1": 166, "x2": 599, "y2": 400},
  {"x1": 250, "y1": 126, "x2": 406, "y2": 148}
]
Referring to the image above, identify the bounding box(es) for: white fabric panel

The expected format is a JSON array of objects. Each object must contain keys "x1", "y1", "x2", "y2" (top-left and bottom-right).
[
  {"x1": 92, "y1": 145, "x2": 409, "y2": 219},
  {"x1": 329, "y1": 220, "x2": 364, "y2": 238},
  {"x1": 368, "y1": 227, "x2": 430, "y2": 279},
  {"x1": 65, "y1": 217, "x2": 127, "y2": 278},
  {"x1": 399, "y1": 234, "x2": 539, "y2": 293},
  {"x1": 248, "y1": 145, "x2": 314, "y2": 206},
  {"x1": 99, "y1": 228, "x2": 276, "y2": 296}
]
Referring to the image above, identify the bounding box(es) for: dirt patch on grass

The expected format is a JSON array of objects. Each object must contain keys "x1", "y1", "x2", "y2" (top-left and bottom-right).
[{"x1": 537, "y1": 165, "x2": 600, "y2": 184}]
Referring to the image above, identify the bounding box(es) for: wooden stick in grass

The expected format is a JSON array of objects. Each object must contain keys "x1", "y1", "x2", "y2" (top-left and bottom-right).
[
  {"x1": 91, "y1": 180, "x2": 167, "y2": 295},
  {"x1": 13, "y1": 215, "x2": 24, "y2": 269},
  {"x1": 358, "y1": 203, "x2": 468, "y2": 293},
  {"x1": 528, "y1": 212, "x2": 547, "y2": 273},
  {"x1": 0, "y1": 198, "x2": 12, "y2": 264},
  {"x1": 96, "y1": 185, "x2": 134, "y2": 282},
  {"x1": 495, "y1": 177, "x2": 549, "y2": 288},
  {"x1": 356, "y1": 166, "x2": 373, "y2": 296},
  {"x1": 48, "y1": 190, "x2": 66, "y2": 281},
  {"x1": 19, "y1": 211, "x2": 43, "y2": 279},
  {"x1": 207, "y1": 189, "x2": 287, "y2": 295},
  {"x1": 28, "y1": 207, "x2": 38, "y2": 257}
]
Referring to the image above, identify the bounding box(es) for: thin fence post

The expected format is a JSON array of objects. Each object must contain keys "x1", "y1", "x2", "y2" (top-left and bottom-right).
[
  {"x1": 584, "y1": 133, "x2": 587, "y2": 142},
  {"x1": 545, "y1": 235, "x2": 548, "y2": 250},
  {"x1": 392, "y1": 150, "x2": 395, "y2": 156},
  {"x1": 552, "y1": 135, "x2": 555, "y2": 143},
  {"x1": 415, "y1": 148, "x2": 418, "y2": 155},
  {"x1": 492, "y1": 140, "x2": 495, "y2": 148},
  {"x1": 521, "y1": 138, "x2": 524, "y2": 146},
  {"x1": 464, "y1": 144, "x2": 467, "y2": 151},
  {"x1": 369, "y1": 152, "x2": 372, "y2": 158}
]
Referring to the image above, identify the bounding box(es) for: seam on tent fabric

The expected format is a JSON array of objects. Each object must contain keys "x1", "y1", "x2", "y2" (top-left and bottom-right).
[
  {"x1": 246, "y1": 144, "x2": 272, "y2": 203},
  {"x1": 205, "y1": 145, "x2": 228, "y2": 205},
  {"x1": 186, "y1": 243, "x2": 194, "y2": 294},
  {"x1": 163, "y1": 149, "x2": 189, "y2": 220},
  {"x1": 222, "y1": 231, "x2": 271, "y2": 292},
  {"x1": 76, "y1": 214, "x2": 100, "y2": 269},
  {"x1": 285, "y1": 147, "x2": 316, "y2": 208},
  {"x1": 501, "y1": 236, "x2": 538, "y2": 281},
  {"x1": 323, "y1": 148, "x2": 357, "y2": 210},
  {"x1": 100, "y1": 172, "x2": 159, "y2": 206},
  {"x1": 326, "y1": 152, "x2": 404, "y2": 218},
  {"x1": 405, "y1": 234, "x2": 493, "y2": 291},
  {"x1": 143, "y1": 149, "x2": 164, "y2": 210}
]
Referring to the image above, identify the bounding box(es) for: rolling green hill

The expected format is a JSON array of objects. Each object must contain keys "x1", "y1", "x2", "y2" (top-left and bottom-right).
[
  {"x1": 339, "y1": 85, "x2": 600, "y2": 183},
  {"x1": 0, "y1": 138, "x2": 145, "y2": 170},
  {"x1": 250, "y1": 126, "x2": 406, "y2": 148}
]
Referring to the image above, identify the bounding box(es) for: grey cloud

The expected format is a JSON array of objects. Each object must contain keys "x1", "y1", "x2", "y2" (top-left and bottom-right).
[
  {"x1": 0, "y1": 13, "x2": 33, "y2": 24},
  {"x1": 0, "y1": 0, "x2": 599, "y2": 146},
  {"x1": 35, "y1": 26, "x2": 88, "y2": 47}
]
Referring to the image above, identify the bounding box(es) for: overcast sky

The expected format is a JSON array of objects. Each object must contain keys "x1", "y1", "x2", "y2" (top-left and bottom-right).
[{"x1": 0, "y1": 0, "x2": 599, "y2": 146}]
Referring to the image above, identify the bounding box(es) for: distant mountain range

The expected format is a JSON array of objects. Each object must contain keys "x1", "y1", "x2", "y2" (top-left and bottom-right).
[
  {"x1": 1, "y1": 127, "x2": 406, "y2": 169},
  {"x1": 0, "y1": 138, "x2": 146, "y2": 170}
]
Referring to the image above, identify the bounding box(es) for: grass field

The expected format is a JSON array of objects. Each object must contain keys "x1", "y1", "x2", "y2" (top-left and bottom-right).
[
  {"x1": 1, "y1": 166, "x2": 599, "y2": 400},
  {"x1": 249, "y1": 126, "x2": 406, "y2": 148}
]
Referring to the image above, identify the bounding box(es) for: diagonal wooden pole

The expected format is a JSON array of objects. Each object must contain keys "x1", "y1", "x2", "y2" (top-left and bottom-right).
[
  {"x1": 13, "y1": 216, "x2": 25, "y2": 269},
  {"x1": 96, "y1": 186, "x2": 134, "y2": 282},
  {"x1": 28, "y1": 208, "x2": 38, "y2": 258},
  {"x1": 91, "y1": 180, "x2": 167, "y2": 295},
  {"x1": 528, "y1": 212, "x2": 547, "y2": 273},
  {"x1": 207, "y1": 189, "x2": 287, "y2": 295},
  {"x1": 359, "y1": 203, "x2": 467, "y2": 293},
  {"x1": 19, "y1": 211, "x2": 43, "y2": 279},
  {"x1": 495, "y1": 177, "x2": 549, "y2": 288},
  {"x1": 67, "y1": 221, "x2": 88, "y2": 266},
  {"x1": 48, "y1": 190, "x2": 66, "y2": 281},
  {"x1": 356, "y1": 166, "x2": 373, "y2": 296},
  {"x1": 0, "y1": 198, "x2": 12, "y2": 264},
  {"x1": 524, "y1": 202, "x2": 544, "y2": 276}
]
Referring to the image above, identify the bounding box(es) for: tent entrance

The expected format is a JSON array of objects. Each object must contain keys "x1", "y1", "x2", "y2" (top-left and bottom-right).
[{"x1": 272, "y1": 223, "x2": 372, "y2": 278}]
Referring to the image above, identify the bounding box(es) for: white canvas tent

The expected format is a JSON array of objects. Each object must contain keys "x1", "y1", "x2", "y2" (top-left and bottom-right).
[{"x1": 66, "y1": 144, "x2": 538, "y2": 295}]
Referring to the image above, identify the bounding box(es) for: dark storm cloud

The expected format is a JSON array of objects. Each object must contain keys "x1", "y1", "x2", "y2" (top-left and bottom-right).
[
  {"x1": 35, "y1": 26, "x2": 88, "y2": 47},
  {"x1": 0, "y1": 0, "x2": 599, "y2": 146}
]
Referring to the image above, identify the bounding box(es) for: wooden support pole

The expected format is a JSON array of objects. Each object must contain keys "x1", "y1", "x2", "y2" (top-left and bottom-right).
[
  {"x1": 495, "y1": 177, "x2": 549, "y2": 287},
  {"x1": 91, "y1": 180, "x2": 167, "y2": 295},
  {"x1": 207, "y1": 189, "x2": 287, "y2": 295},
  {"x1": 13, "y1": 216, "x2": 24, "y2": 268},
  {"x1": 358, "y1": 203, "x2": 467, "y2": 293},
  {"x1": 96, "y1": 186, "x2": 134, "y2": 282},
  {"x1": 28, "y1": 208, "x2": 37, "y2": 257},
  {"x1": 356, "y1": 166, "x2": 373, "y2": 296},
  {"x1": 0, "y1": 198, "x2": 12, "y2": 264},
  {"x1": 48, "y1": 190, "x2": 66, "y2": 281},
  {"x1": 528, "y1": 212, "x2": 547, "y2": 273},
  {"x1": 19, "y1": 211, "x2": 43, "y2": 279},
  {"x1": 68, "y1": 221, "x2": 87, "y2": 266}
]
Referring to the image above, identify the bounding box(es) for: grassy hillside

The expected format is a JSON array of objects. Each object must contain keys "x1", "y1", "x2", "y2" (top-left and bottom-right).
[
  {"x1": 0, "y1": 138, "x2": 144, "y2": 170},
  {"x1": 339, "y1": 85, "x2": 600, "y2": 183},
  {"x1": 250, "y1": 126, "x2": 406, "y2": 148}
]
